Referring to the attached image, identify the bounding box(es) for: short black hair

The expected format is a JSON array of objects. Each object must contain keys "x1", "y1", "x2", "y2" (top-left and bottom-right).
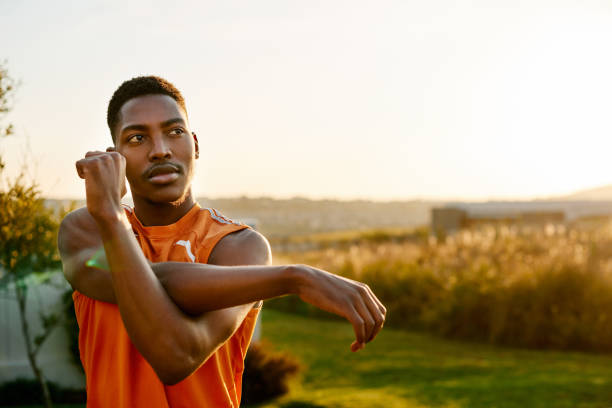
[{"x1": 107, "y1": 76, "x2": 187, "y2": 142}]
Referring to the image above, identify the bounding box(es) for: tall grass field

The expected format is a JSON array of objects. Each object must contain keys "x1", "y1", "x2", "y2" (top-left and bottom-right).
[{"x1": 271, "y1": 222, "x2": 612, "y2": 352}]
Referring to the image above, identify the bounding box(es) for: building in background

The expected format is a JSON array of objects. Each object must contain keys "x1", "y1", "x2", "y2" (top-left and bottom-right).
[{"x1": 432, "y1": 201, "x2": 612, "y2": 235}]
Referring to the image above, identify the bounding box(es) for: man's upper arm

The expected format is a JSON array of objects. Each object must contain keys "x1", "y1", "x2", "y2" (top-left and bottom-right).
[
  {"x1": 58, "y1": 207, "x2": 116, "y2": 302},
  {"x1": 208, "y1": 227, "x2": 272, "y2": 309}
]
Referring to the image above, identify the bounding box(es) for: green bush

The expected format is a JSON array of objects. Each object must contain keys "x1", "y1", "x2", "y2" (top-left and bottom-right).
[{"x1": 242, "y1": 342, "x2": 301, "y2": 406}]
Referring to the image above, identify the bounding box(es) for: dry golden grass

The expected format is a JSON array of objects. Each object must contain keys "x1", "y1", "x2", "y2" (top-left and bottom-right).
[{"x1": 270, "y1": 221, "x2": 612, "y2": 351}]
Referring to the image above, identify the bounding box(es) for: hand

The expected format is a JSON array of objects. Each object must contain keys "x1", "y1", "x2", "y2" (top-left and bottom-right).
[
  {"x1": 293, "y1": 265, "x2": 387, "y2": 352},
  {"x1": 75, "y1": 150, "x2": 127, "y2": 222}
]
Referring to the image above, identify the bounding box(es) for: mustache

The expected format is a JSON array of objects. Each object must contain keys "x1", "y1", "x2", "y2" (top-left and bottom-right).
[{"x1": 144, "y1": 162, "x2": 183, "y2": 179}]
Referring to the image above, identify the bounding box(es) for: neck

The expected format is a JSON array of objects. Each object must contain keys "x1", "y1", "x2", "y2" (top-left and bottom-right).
[{"x1": 132, "y1": 190, "x2": 197, "y2": 227}]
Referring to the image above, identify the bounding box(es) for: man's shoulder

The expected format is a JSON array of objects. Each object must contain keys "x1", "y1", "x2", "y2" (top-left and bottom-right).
[
  {"x1": 208, "y1": 228, "x2": 271, "y2": 266},
  {"x1": 60, "y1": 206, "x2": 93, "y2": 229},
  {"x1": 61, "y1": 205, "x2": 130, "y2": 234},
  {"x1": 216, "y1": 228, "x2": 267, "y2": 250},
  {"x1": 58, "y1": 207, "x2": 99, "y2": 252}
]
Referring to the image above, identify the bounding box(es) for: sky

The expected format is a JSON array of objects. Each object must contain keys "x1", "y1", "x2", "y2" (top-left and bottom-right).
[{"x1": 1, "y1": 0, "x2": 611, "y2": 201}]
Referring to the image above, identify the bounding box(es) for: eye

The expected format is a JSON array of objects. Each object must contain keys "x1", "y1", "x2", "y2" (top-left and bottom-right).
[
  {"x1": 127, "y1": 134, "x2": 144, "y2": 144},
  {"x1": 169, "y1": 128, "x2": 185, "y2": 137}
]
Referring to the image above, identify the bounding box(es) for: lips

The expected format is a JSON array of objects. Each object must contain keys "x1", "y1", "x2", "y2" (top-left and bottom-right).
[{"x1": 146, "y1": 163, "x2": 182, "y2": 185}]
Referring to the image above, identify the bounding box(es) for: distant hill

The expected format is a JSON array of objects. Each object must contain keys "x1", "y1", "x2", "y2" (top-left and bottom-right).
[
  {"x1": 198, "y1": 196, "x2": 439, "y2": 238},
  {"x1": 45, "y1": 192, "x2": 612, "y2": 239},
  {"x1": 555, "y1": 184, "x2": 612, "y2": 201}
]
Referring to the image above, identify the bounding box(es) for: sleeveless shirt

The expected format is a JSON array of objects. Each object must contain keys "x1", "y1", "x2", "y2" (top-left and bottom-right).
[{"x1": 73, "y1": 203, "x2": 258, "y2": 407}]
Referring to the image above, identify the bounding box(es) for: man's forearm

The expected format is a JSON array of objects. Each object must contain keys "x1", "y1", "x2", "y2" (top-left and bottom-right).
[
  {"x1": 154, "y1": 261, "x2": 300, "y2": 315},
  {"x1": 80, "y1": 245, "x2": 303, "y2": 314},
  {"x1": 95, "y1": 212, "x2": 208, "y2": 381}
]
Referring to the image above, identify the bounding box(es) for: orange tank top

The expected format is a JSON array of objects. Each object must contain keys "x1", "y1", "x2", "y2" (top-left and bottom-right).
[{"x1": 73, "y1": 203, "x2": 258, "y2": 408}]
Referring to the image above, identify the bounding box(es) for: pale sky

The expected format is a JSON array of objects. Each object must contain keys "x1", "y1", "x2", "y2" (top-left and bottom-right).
[{"x1": 1, "y1": 0, "x2": 611, "y2": 201}]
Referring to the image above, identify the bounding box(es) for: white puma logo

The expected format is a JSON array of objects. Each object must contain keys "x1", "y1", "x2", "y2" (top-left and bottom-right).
[{"x1": 175, "y1": 240, "x2": 195, "y2": 262}]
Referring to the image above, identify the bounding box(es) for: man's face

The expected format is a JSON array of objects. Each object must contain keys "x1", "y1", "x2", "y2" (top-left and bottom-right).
[{"x1": 113, "y1": 94, "x2": 199, "y2": 204}]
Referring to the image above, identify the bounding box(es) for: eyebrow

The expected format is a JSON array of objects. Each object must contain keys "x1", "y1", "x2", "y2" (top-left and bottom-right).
[
  {"x1": 120, "y1": 124, "x2": 148, "y2": 135},
  {"x1": 161, "y1": 118, "x2": 186, "y2": 128},
  {"x1": 120, "y1": 118, "x2": 186, "y2": 136}
]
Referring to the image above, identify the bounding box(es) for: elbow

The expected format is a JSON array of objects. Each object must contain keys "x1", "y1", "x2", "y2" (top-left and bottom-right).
[
  {"x1": 150, "y1": 335, "x2": 215, "y2": 385},
  {"x1": 149, "y1": 315, "x2": 240, "y2": 385},
  {"x1": 153, "y1": 352, "x2": 203, "y2": 385},
  {"x1": 157, "y1": 367, "x2": 191, "y2": 386}
]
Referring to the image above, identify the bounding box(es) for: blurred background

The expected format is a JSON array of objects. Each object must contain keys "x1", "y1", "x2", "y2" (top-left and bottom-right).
[{"x1": 2, "y1": 1, "x2": 612, "y2": 407}]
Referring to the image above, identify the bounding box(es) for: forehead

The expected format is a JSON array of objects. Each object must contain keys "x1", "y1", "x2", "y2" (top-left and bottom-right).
[{"x1": 117, "y1": 94, "x2": 187, "y2": 132}]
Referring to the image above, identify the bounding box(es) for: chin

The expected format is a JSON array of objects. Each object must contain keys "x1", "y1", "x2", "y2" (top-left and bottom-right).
[{"x1": 138, "y1": 185, "x2": 190, "y2": 205}]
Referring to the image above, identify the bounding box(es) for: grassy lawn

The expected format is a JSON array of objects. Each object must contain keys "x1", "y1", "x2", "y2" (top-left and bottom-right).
[
  {"x1": 7, "y1": 309, "x2": 612, "y2": 408},
  {"x1": 254, "y1": 309, "x2": 612, "y2": 408}
]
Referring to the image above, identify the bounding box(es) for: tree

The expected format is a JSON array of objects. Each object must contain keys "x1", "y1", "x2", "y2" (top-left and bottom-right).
[
  {"x1": 0, "y1": 61, "x2": 63, "y2": 408},
  {"x1": 0, "y1": 60, "x2": 15, "y2": 140}
]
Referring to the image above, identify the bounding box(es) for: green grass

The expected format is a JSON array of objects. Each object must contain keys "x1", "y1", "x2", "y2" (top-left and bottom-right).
[
  {"x1": 8, "y1": 309, "x2": 612, "y2": 408},
  {"x1": 253, "y1": 309, "x2": 612, "y2": 408}
]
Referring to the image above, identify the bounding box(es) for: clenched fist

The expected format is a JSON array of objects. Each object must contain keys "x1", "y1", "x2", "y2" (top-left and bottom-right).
[{"x1": 75, "y1": 150, "x2": 127, "y2": 222}]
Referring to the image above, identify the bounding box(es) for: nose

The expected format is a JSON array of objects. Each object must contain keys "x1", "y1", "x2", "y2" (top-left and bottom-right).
[{"x1": 149, "y1": 134, "x2": 171, "y2": 161}]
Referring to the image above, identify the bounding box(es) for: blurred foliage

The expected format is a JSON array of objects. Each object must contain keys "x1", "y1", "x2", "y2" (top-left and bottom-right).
[
  {"x1": 242, "y1": 342, "x2": 301, "y2": 406},
  {"x1": 0, "y1": 60, "x2": 16, "y2": 144},
  {"x1": 0, "y1": 173, "x2": 62, "y2": 281},
  {"x1": 272, "y1": 222, "x2": 612, "y2": 352}
]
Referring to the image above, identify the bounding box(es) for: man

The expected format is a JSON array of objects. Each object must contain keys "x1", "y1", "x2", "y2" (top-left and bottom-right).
[{"x1": 58, "y1": 76, "x2": 386, "y2": 407}]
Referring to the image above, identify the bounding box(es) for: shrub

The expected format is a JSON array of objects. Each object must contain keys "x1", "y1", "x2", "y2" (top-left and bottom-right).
[{"x1": 242, "y1": 342, "x2": 301, "y2": 406}]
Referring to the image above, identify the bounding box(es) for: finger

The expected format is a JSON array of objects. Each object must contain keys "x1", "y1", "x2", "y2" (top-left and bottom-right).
[
  {"x1": 75, "y1": 160, "x2": 87, "y2": 179},
  {"x1": 365, "y1": 285, "x2": 387, "y2": 318},
  {"x1": 85, "y1": 150, "x2": 106, "y2": 158},
  {"x1": 351, "y1": 340, "x2": 364, "y2": 352},
  {"x1": 353, "y1": 292, "x2": 376, "y2": 344},
  {"x1": 106, "y1": 146, "x2": 116, "y2": 152},
  {"x1": 364, "y1": 286, "x2": 386, "y2": 338},
  {"x1": 360, "y1": 288, "x2": 384, "y2": 343},
  {"x1": 348, "y1": 306, "x2": 366, "y2": 349}
]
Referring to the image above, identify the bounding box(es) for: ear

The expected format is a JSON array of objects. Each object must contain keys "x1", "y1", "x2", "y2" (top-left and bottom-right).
[{"x1": 192, "y1": 132, "x2": 199, "y2": 159}]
